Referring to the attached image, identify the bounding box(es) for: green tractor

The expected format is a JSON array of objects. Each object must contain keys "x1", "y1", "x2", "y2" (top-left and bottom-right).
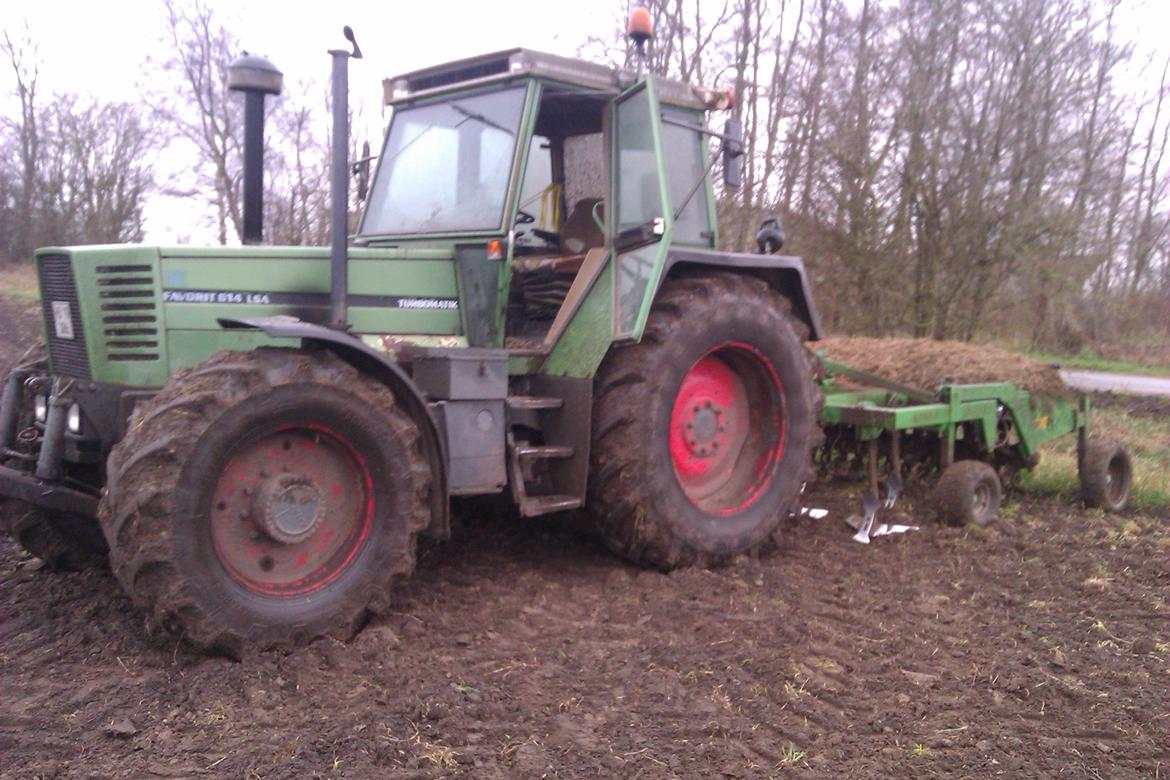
[{"x1": 0, "y1": 23, "x2": 823, "y2": 654}]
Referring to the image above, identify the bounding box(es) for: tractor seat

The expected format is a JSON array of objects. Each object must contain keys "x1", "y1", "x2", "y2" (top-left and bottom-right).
[
  {"x1": 511, "y1": 199, "x2": 604, "y2": 275},
  {"x1": 560, "y1": 198, "x2": 604, "y2": 254}
]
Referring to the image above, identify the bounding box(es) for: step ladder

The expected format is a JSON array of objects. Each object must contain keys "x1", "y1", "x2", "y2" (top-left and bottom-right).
[{"x1": 506, "y1": 395, "x2": 585, "y2": 517}]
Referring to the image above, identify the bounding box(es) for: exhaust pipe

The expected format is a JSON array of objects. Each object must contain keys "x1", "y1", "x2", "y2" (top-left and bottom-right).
[
  {"x1": 227, "y1": 53, "x2": 283, "y2": 245},
  {"x1": 329, "y1": 27, "x2": 362, "y2": 331}
]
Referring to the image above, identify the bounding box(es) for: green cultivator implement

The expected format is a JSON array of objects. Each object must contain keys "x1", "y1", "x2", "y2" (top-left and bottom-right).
[
  {"x1": 817, "y1": 360, "x2": 1132, "y2": 542},
  {"x1": 0, "y1": 20, "x2": 824, "y2": 654}
]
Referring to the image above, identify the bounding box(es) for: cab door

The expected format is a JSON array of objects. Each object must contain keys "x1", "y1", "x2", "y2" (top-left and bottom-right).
[{"x1": 610, "y1": 77, "x2": 673, "y2": 339}]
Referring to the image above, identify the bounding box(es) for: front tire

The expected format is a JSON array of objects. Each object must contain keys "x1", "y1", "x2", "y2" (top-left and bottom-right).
[
  {"x1": 1, "y1": 500, "x2": 107, "y2": 570},
  {"x1": 586, "y1": 272, "x2": 822, "y2": 570},
  {"x1": 99, "y1": 348, "x2": 433, "y2": 656}
]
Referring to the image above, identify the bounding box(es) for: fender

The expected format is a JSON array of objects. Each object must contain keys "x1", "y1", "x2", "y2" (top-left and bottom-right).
[
  {"x1": 659, "y1": 248, "x2": 823, "y2": 340},
  {"x1": 219, "y1": 315, "x2": 450, "y2": 539}
]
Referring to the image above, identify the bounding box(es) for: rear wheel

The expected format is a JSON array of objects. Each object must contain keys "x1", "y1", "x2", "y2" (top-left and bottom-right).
[
  {"x1": 99, "y1": 348, "x2": 433, "y2": 656},
  {"x1": 586, "y1": 272, "x2": 822, "y2": 570},
  {"x1": 1079, "y1": 438, "x2": 1132, "y2": 512},
  {"x1": 1, "y1": 501, "x2": 107, "y2": 570},
  {"x1": 933, "y1": 460, "x2": 1001, "y2": 527}
]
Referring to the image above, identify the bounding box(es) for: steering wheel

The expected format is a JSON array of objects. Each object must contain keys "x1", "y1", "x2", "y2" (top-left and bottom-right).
[{"x1": 515, "y1": 209, "x2": 536, "y2": 225}]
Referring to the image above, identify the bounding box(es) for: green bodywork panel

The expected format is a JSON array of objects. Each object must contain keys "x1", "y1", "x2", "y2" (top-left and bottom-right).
[
  {"x1": 542, "y1": 262, "x2": 615, "y2": 377},
  {"x1": 38, "y1": 244, "x2": 461, "y2": 388}
]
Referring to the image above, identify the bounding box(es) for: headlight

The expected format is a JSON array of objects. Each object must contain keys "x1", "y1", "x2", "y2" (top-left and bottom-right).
[
  {"x1": 67, "y1": 403, "x2": 81, "y2": 434},
  {"x1": 34, "y1": 395, "x2": 47, "y2": 422}
]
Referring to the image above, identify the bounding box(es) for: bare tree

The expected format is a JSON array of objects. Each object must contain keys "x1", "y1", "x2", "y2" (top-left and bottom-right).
[{"x1": 156, "y1": 0, "x2": 243, "y2": 245}]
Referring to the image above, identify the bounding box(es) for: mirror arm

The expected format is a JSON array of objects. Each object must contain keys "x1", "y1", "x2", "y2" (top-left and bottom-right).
[
  {"x1": 659, "y1": 114, "x2": 743, "y2": 154},
  {"x1": 672, "y1": 150, "x2": 721, "y2": 221},
  {"x1": 350, "y1": 154, "x2": 378, "y2": 176}
]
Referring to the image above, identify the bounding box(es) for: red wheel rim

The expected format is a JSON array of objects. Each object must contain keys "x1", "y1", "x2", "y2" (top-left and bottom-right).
[
  {"x1": 668, "y1": 343, "x2": 786, "y2": 514},
  {"x1": 209, "y1": 423, "x2": 372, "y2": 596}
]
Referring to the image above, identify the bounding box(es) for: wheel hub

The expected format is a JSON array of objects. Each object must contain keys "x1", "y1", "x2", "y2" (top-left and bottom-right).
[
  {"x1": 209, "y1": 424, "x2": 371, "y2": 597},
  {"x1": 683, "y1": 402, "x2": 725, "y2": 457},
  {"x1": 253, "y1": 473, "x2": 324, "y2": 544},
  {"x1": 668, "y1": 345, "x2": 786, "y2": 515}
]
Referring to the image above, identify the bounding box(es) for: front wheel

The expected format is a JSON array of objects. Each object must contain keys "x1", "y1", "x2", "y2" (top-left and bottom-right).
[
  {"x1": 586, "y1": 272, "x2": 822, "y2": 570},
  {"x1": 1, "y1": 500, "x2": 107, "y2": 570},
  {"x1": 99, "y1": 348, "x2": 433, "y2": 656},
  {"x1": 933, "y1": 460, "x2": 1002, "y2": 527}
]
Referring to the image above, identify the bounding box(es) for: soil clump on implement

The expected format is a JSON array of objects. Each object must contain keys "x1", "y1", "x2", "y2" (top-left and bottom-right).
[{"x1": 819, "y1": 336, "x2": 1070, "y2": 399}]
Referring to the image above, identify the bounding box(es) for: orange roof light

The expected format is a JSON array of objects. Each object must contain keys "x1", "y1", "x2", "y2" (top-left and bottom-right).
[{"x1": 628, "y1": 6, "x2": 653, "y2": 43}]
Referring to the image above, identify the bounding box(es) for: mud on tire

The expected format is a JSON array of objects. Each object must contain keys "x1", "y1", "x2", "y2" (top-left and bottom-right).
[
  {"x1": 98, "y1": 348, "x2": 433, "y2": 656},
  {"x1": 585, "y1": 271, "x2": 823, "y2": 570},
  {"x1": 1, "y1": 500, "x2": 107, "y2": 570},
  {"x1": 933, "y1": 460, "x2": 1002, "y2": 527}
]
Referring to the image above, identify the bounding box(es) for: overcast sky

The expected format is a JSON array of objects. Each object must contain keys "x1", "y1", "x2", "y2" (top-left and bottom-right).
[{"x1": 6, "y1": 0, "x2": 1169, "y2": 244}]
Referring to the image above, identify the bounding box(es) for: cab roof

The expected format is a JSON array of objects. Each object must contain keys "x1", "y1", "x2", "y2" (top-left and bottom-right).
[{"x1": 382, "y1": 48, "x2": 706, "y2": 111}]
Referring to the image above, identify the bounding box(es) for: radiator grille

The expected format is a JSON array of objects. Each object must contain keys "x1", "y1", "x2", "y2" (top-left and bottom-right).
[
  {"x1": 38, "y1": 254, "x2": 91, "y2": 378},
  {"x1": 96, "y1": 264, "x2": 159, "y2": 363}
]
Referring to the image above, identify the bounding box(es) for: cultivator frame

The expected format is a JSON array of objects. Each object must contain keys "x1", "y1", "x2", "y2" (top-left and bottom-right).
[{"x1": 815, "y1": 358, "x2": 1121, "y2": 541}]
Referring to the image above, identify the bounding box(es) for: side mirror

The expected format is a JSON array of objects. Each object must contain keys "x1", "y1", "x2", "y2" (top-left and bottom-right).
[
  {"x1": 353, "y1": 140, "x2": 371, "y2": 202},
  {"x1": 722, "y1": 117, "x2": 744, "y2": 191}
]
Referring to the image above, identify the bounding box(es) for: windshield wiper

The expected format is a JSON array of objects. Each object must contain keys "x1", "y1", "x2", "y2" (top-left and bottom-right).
[{"x1": 451, "y1": 103, "x2": 514, "y2": 135}]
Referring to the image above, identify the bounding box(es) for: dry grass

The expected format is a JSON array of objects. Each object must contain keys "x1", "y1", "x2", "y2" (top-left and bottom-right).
[
  {"x1": 1020, "y1": 405, "x2": 1170, "y2": 511},
  {"x1": 0, "y1": 264, "x2": 39, "y2": 300}
]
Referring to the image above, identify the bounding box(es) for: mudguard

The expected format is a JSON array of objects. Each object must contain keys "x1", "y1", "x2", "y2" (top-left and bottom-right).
[
  {"x1": 660, "y1": 249, "x2": 823, "y2": 339},
  {"x1": 219, "y1": 315, "x2": 450, "y2": 539}
]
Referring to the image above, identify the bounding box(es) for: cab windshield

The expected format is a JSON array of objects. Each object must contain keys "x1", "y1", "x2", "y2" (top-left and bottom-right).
[{"x1": 360, "y1": 86, "x2": 528, "y2": 236}]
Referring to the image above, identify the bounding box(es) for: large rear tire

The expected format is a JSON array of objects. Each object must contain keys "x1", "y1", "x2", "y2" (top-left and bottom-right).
[
  {"x1": 1, "y1": 500, "x2": 107, "y2": 570},
  {"x1": 586, "y1": 272, "x2": 822, "y2": 570},
  {"x1": 98, "y1": 348, "x2": 433, "y2": 656}
]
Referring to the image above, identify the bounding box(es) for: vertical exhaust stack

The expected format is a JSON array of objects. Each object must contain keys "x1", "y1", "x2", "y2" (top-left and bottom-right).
[
  {"x1": 227, "y1": 53, "x2": 283, "y2": 245},
  {"x1": 328, "y1": 27, "x2": 362, "y2": 331}
]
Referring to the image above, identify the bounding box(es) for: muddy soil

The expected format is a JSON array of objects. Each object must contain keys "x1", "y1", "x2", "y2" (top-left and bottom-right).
[
  {"x1": 2, "y1": 296, "x2": 1168, "y2": 778},
  {"x1": 819, "y1": 337, "x2": 1070, "y2": 400}
]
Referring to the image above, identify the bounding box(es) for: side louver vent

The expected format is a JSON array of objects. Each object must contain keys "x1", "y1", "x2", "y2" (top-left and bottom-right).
[
  {"x1": 38, "y1": 254, "x2": 91, "y2": 378},
  {"x1": 96, "y1": 264, "x2": 160, "y2": 363}
]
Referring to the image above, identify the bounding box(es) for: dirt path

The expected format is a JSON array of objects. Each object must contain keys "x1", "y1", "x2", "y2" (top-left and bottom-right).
[
  {"x1": 1061, "y1": 368, "x2": 1170, "y2": 397},
  {"x1": 1, "y1": 294, "x2": 1168, "y2": 778}
]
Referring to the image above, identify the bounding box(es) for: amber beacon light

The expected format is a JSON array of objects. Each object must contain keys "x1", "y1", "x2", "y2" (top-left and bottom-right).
[{"x1": 628, "y1": 6, "x2": 653, "y2": 43}]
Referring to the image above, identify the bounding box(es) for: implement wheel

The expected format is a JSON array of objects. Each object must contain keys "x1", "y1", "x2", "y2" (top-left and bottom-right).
[
  {"x1": 586, "y1": 272, "x2": 822, "y2": 570},
  {"x1": 1079, "y1": 438, "x2": 1132, "y2": 512},
  {"x1": 933, "y1": 460, "x2": 1001, "y2": 527},
  {"x1": 1, "y1": 500, "x2": 107, "y2": 570},
  {"x1": 99, "y1": 348, "x2": 432, "y2": 656}
]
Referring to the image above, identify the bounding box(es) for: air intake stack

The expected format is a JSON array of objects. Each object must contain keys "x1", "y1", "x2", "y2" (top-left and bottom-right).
[{"x1": 227, "y1": 53, "x2": 283, "y2": 245}]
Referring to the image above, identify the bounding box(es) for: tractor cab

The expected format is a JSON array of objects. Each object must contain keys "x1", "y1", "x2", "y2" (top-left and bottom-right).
[{"x1": 357, "y1": 49, "x2": 733, "y2": 349}]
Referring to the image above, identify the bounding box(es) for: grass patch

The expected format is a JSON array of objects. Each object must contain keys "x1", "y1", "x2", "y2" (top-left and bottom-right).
[
  {"x1": 1019, "y1": 405, "x2": 1170, "y2": 511},
  {"x1": 0, "y1": 264, "x2": 38, "y2": 301}
]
